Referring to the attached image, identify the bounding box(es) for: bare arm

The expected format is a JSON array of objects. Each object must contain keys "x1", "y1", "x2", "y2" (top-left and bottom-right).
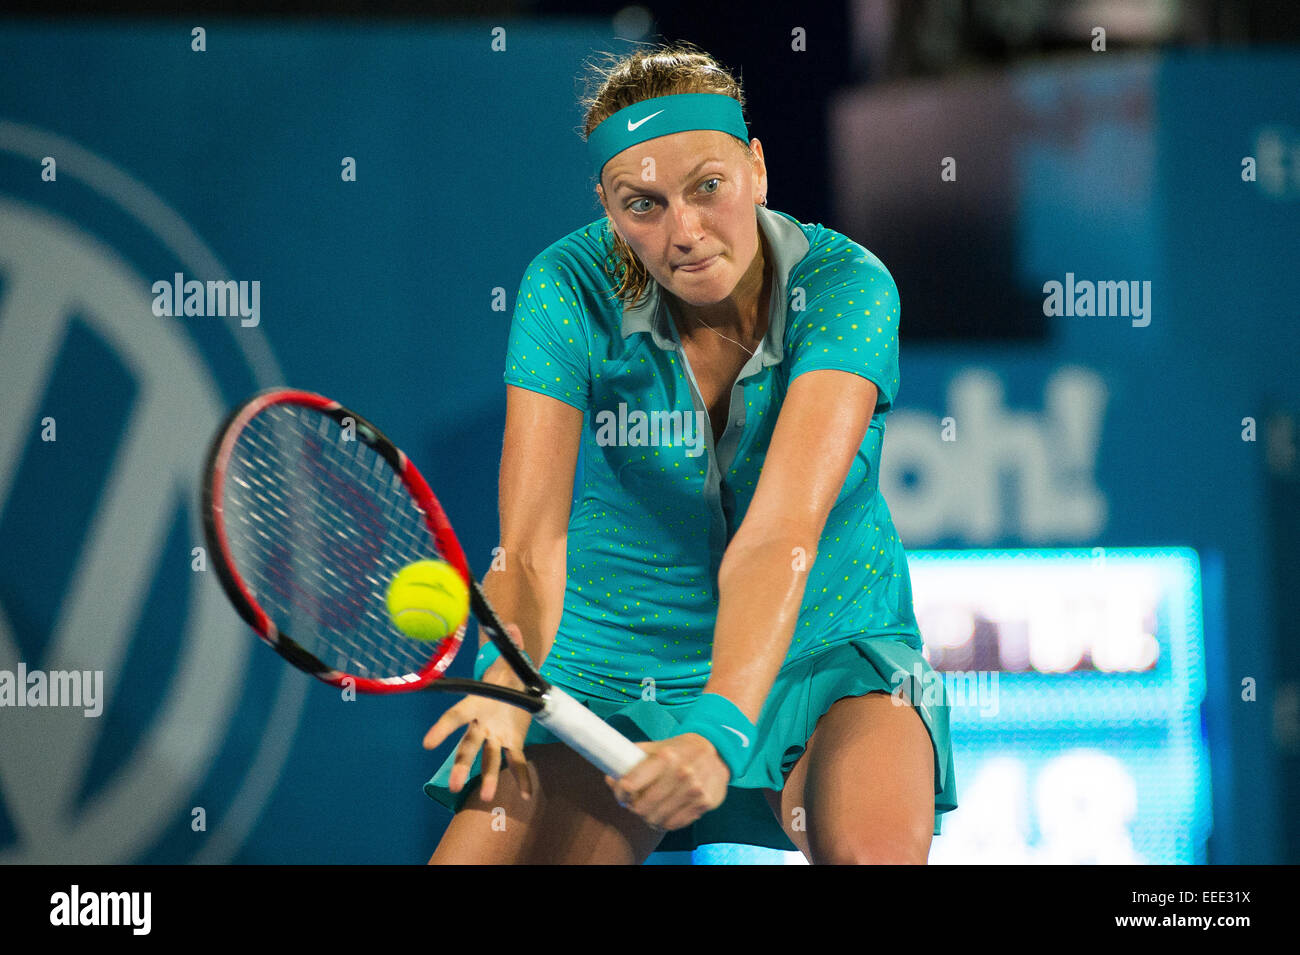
[
  {"x1": 479, "y1": 384, "x2": 584, "y2": 686},
  {"x1": 705, "y1": 370, "x2": 879, "y2": 721}
]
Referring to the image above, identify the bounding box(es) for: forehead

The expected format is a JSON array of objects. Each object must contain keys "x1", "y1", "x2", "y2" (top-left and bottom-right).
[{"x1": 604, "y1": 129, "x2": 742, "y2": 187}]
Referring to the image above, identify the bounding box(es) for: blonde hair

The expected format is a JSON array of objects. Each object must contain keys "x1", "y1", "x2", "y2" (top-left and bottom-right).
[{"x1": 578, "y1": 40, "x2": 755, "y2": 308}]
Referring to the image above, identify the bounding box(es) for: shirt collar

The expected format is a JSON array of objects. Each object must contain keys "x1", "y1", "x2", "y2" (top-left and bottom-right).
[{"x1": 618, "y1": 204, "x2": 810, "y2": 371}]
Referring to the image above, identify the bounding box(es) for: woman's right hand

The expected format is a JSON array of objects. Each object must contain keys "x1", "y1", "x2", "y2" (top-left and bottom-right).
[{"x1": 422, "y1": 624, "x2": 536, "y2": 803}]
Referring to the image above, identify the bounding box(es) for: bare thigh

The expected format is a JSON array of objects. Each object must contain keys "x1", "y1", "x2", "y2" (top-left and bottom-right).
[
  {"x1": 763, "y1": 691, "x2": 935, "y2": 864},
  {"x1": 428, "y1": 742, "x2": 667, "y2": 864}
]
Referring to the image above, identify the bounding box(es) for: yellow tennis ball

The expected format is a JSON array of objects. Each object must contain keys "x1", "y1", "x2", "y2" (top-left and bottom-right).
[{"x1": 386, "y1": 560, "x2": 469, "y2": 642}]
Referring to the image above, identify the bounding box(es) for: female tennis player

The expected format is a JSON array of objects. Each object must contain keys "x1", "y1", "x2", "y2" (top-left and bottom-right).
[{"x1": 422, "y1": 41, "x2": 957, "y2": 864}]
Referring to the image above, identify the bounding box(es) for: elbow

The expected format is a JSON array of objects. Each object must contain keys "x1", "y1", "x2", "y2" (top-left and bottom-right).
[{"x1": 494, "y1": 537, "x2": 566, "y2": 581}]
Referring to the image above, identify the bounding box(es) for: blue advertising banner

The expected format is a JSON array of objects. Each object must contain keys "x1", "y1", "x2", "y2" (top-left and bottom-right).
[
  {"x1": 0, "y1": 20, "x2": 611, "y2": 864},
  {"x1": 832, "y1": 50, "x2": 1300, "y2": 864}
]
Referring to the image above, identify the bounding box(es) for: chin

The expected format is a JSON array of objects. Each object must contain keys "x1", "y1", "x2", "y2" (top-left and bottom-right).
[
  {"x1": 668, "y1": 266, "x2": 733, "y2": 303},
  {"x1": 671, "y1": 285, "x2": 731, "y2": 306}
]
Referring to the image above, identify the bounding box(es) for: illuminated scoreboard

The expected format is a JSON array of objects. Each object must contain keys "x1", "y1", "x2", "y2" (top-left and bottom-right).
[{"x1": 913, "y1": 548, "x2": 1212, "y2": 865}]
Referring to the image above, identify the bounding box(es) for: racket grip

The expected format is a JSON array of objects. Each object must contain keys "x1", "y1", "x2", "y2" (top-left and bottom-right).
[{"x1": 535, "y1": 686, "x2": 647, "y2": 778}]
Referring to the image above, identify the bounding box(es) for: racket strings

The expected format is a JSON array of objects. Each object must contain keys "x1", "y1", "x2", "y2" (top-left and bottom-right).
[{"x1": 223, "y1": 403, "x2": 450, "y2": 680}]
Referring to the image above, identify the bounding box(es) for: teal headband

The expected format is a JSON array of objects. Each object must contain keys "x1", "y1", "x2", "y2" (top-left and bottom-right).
[{"x1": 588, "y1": 93, "x2": 749, "y2": 184}]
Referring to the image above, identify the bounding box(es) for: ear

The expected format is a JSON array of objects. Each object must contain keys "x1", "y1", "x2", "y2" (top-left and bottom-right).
[
  {"x1": 598, "y1": 187, "x2": 624, "y2": 241},
  {"x1": 749, "y1": 138, "x2": 768, "y2": 204},
  {"x1": 596, "y1": 185, "x2": 612, "y2": 224}
]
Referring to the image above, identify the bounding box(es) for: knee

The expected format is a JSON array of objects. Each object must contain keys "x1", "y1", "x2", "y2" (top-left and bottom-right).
[{"x1": 814, "y1": 832, "x2": 931, "y2": 865}]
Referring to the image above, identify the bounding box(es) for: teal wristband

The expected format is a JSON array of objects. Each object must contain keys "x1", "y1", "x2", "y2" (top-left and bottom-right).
[
  {"x1": 472, "y1": 641, "x2": 502, "y2": 681},
  {"x1": 676, "y1": 692, "x2": 758, "y2": 780}
]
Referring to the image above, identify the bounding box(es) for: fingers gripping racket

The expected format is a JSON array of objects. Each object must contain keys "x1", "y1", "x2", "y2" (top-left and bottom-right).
[{"x1": 201, "y1": 388, "x2": 646, "y2": 779}]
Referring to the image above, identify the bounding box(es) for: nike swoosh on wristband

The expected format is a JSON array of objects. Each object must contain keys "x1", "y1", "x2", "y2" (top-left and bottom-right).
[
  {"x1": 627, "y1": 110, "x2": 665, "y2": 131},
  {"x1": 721, "y1": 725, "x2": 750, "y2": 748}
]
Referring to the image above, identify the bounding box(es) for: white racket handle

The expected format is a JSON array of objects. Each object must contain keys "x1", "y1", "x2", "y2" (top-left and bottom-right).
[{"x1": 534, "y1": 685, "x2": 647, "y2": 778}]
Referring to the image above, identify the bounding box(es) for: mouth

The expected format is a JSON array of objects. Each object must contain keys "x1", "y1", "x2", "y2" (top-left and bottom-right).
[{"x1": 676, "y1": 255, "x2": 718, "y2": 273}]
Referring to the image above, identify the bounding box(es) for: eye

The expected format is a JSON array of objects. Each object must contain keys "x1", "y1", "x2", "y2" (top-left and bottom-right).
[
  {"x1": 700, "y1": 177, "x2": 721, "y2": 194},
  {"x1": 628, "y1": 197, "x2": 654, "y2": 214}
]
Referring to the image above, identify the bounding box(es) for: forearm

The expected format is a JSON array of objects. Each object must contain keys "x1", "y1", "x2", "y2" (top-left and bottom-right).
[
  {"x1": 478, "y1": 540, "x2": 567, "y2": 674},
  {"x1": 704, "y1": 527, "x2": 815, "y2": 723}
]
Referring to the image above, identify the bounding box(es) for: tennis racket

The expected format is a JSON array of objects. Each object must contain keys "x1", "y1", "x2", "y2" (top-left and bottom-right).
[{"x1": 200, "y1": 387, "x2": 646, "y2": 779}]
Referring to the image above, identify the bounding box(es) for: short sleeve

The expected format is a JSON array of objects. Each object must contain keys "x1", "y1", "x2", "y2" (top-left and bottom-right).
[
  {"x1": 503, "y1": 250, "x2": 590, "y2": 411},
  {"x1": 786, "y1": 238, "x2": 902, "y2": 412}
]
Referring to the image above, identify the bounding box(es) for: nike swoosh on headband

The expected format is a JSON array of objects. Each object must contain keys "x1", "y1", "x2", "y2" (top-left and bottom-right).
[
  {"x1": 627, "y1": 109, "x2": 665, "y2": 131},
  {"x1": 721, "y1": 725, "x2": 750, "y2": 748}
]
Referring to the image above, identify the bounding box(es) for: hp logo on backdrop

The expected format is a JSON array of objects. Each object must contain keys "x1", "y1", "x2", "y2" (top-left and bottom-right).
[{"x1": 0, "y1": 123, "x2": 304, "y2": 863}]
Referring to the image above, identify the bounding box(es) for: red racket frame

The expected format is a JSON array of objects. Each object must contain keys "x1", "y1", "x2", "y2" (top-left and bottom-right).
[{"x1": 202, "y1": 388, "x2": 471, "y2": 694}]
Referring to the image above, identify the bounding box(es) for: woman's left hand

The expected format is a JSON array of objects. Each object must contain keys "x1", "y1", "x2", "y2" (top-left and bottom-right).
[{"x1": 605, "y1": 733, "x2": 731, "y2": 831}]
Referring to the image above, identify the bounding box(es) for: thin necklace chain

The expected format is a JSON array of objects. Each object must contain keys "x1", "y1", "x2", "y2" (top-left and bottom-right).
[{"x1": 693, "y1": 315, "x2": 758, "y2": 356}]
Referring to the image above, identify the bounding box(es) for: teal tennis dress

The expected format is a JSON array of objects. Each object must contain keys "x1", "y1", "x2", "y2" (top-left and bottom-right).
[{"x1": 425, "y1": 205, "x2": 958, "y2": 852}]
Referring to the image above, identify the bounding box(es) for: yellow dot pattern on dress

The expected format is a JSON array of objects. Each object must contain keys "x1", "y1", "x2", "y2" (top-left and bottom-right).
[{"x1": 498, "y1": 216, "x2": 922, "y2": 708}]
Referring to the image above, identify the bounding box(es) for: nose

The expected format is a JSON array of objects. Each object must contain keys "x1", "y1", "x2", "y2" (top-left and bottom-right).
[{"x1": 667, "y1": 199, "x2": 707, "y2": 249}]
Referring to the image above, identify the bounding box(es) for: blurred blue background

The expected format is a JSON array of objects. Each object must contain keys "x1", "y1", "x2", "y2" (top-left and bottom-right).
[{"x1": 1, "y1": 2, "x2": 1297, "y2": 864}]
